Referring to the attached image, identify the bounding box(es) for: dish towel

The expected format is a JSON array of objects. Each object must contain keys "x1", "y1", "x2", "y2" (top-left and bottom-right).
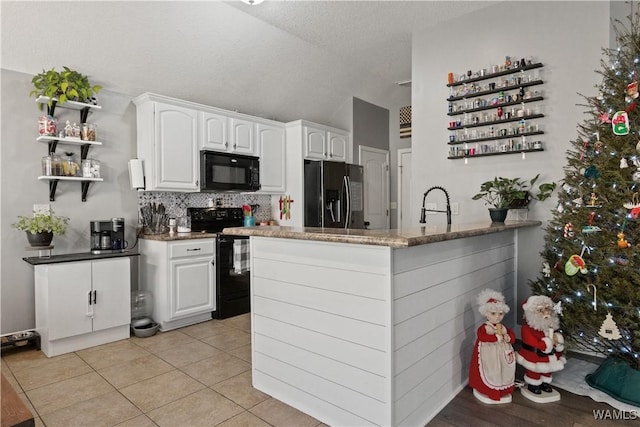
[{"x1": 233, "y1": 239, "x2": 250, "y2": 275}]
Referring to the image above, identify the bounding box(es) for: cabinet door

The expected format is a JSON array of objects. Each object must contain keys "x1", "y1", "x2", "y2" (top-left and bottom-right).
[
  {"x1": 304, "y1": 126, "x2": 327, "y2": 160},
  {"x1": 91, "y1": 258, "x2": 131, "y2": 332},
  {"x1": 46, "y1": 262, "x2": 93, "y2": 340},
  {"x1": 155, "y1": 103, "x2": 199, "y2": 191},
  {"x1": 257, "y1": 122, "x2": 286, "y2": 193},
  {"x1": 169, "y1": 256, "x2": 215, "y2": 319},
  {"x1": 229, "y1": 117, "x2": 255, "y2": 155},
  {"x1": 328, "y1": 131, "x2": 349, "y2": 162},
  {"x1": 200, "y1": 111, "x2": 228, "y2": 151}
]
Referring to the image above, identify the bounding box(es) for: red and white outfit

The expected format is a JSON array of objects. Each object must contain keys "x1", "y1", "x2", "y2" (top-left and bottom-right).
[
  {"x1": 469, "y1": 322, "x2": 516, "y2": 401},
  {"x1": 516, "y1": 323, "x2": 566, "y2": 386}
]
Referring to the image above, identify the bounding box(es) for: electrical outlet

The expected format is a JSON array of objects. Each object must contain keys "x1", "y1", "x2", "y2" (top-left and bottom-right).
[
  {"x1": 33, "y1": 204, "x2": 50, "y2": 214},
  {"x1": 426, "y1": 202, "x2": 437, "y2": 214},
  {"x1": 451, "y1": 202, "x2": 459, "y2": 215}
]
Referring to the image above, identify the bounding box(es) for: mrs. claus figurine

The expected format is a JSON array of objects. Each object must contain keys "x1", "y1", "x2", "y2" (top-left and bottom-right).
[{"x1": 469, "y1": 289, "x2": 516, "y2": 404}]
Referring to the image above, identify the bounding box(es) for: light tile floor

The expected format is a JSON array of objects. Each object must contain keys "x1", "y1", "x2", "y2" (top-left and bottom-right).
[{"x1": 1, "y1": 314, "x2": 326, "y2": 427}]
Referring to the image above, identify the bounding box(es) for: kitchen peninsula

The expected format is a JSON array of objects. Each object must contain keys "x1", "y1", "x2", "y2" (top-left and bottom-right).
[{"x1": 222, "y1": 220, "x2": 540, "y2": 426}]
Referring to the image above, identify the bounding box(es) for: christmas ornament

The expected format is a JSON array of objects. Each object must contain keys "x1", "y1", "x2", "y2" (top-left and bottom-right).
[
  {"x1": 599, "y1": 111, "x2": 612, "y2": 123},
  {"x1": 598, "y1": 313, "x2": 622, "y2": 340},
  {"x1": 623, "y1": 193, "x2": 640, "y2": 209},
  {"x1": 612, "y1": 111, "x2": 630, "y2": 135},
  {"x1": 593, "y1": 140, "x2": 604, "y2": 152},
  {"x1": 633, "y1": 168, "x2": 640, "y2": 183},
  {"x1": 612, "y1": 256, "x2": 629, "y2": 266},
  {"x1": 617, "y1": 232, "x2": 631, "y2": 248},
  {"x1": 565, "y1": 254, "x2": 588, "y2": 276},
  {"x1": 584, "y1": 165, "x2": 601, "y2": 179},
  {"x1": 626, "y1": 81, "x2": 639, "y2": 102},
  {"x1": 542, "y1": 262, "x2": 551, "y2": 277},
  {"x1": 563, "y1": 223, "x2": 574, "y2": 238},
  {"x1": 636, "y1": 141, "x2": 640, "y2": 153},
  {"x1": 586, "y1": 192, "x2": 598, "y2": 207},
  {"x1": 582, "y1": 210, "x2": 601, "y2": 233},
  {"x1": 621, "y1": 157, "x2": 629, "y2": 168},
  {"x1": 572, "y1": 197, "x2": 584, "y2": 207}
]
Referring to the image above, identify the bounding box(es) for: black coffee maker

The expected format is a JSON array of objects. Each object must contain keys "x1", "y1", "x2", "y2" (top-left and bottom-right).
[{"x1": 90, "y1": 218, "x2": 126, "y2": 254}]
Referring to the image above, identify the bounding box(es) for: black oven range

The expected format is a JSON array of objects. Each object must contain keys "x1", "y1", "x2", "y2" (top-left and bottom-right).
[{"x1": 187, "y1": 207, "x2": 250, "y2": 319}]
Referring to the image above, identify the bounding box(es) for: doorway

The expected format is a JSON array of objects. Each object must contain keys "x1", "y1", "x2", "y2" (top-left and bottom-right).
[{"x1": 359, "y1": 146, "x2": 389, "y2": 229}]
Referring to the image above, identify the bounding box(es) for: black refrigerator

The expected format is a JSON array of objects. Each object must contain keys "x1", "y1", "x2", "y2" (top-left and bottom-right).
[{"x1": 304, "y1": 159, "x2": 365, "y2": 229}]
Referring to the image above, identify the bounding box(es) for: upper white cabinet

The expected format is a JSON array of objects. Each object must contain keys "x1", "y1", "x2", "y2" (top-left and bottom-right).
[
  {"x1": 257, "y1": 122, "x2": 286, "y2": 193},
  {"x1": 134, "y1": 93, "x2": 200, "y2": 192},
  {"x1": 303, "y1": 123, "x2": 351, "y2": 162},
  {"x1": 201, "y1": 111, "x2": 227, "y2": 151},
  {"x1": 201, "y1": 111, "x2": 256, "y2": 155}
]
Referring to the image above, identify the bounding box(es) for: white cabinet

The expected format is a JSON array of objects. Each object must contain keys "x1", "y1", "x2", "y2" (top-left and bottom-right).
[
  {"x1": 34, "y1": 257, "x2": 131, "y2": 357},
  {"x1": 303, "y1": 124, "x2": 351, "y2": 162},
  {"x1": 133, "y1": 93, "x2": 200, "y2": 192},
  {"x1": 139, "y1": 238, "x2": 215, "y2": 331},
  {"x1": 201, "y1": 111, "x2": 227, "y2": 151},
  {"x1": 257, "y1": 122, "x2": 286, "y2": 193},
  {"x1": 201, "y1": 111, "x2": 256, "y2": 155}
]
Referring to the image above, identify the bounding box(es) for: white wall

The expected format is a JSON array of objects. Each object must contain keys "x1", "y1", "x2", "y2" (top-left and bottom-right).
[{"x1": 411, "y1": 1, "x2": 609, "y2": 312}]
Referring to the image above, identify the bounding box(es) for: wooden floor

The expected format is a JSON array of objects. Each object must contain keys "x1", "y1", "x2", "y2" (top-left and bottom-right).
[{"x1": 429, "y1": 384, "x2": 639, "y2": 426}]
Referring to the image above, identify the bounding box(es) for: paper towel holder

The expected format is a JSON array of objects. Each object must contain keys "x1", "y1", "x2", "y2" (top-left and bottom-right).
[{"x1": 128, "y1": 159, "x2": 145, "y2": 190}]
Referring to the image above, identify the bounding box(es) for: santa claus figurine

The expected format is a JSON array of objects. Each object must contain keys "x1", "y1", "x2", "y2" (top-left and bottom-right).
[
  {"x1": 468, "y1": 289, "x2": 516, "y2": 404},
  {"x1": 517, "y1": 295, "x2": 566, "y2": 402}
]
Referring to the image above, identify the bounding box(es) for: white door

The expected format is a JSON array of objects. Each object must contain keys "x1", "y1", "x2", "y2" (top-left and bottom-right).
[
  {"x1": 92, "y1": 258, "x2": 131, "y2": 332},
  {"x1": 359, "y1": 146, "x2": 389, "y2": 229},
  {"x1": 398, "y1": 149, "x2": 412, "y2": 229}
]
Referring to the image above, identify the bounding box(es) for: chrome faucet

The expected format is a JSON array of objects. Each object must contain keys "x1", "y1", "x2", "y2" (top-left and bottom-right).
[{"x1": 420, "y1": 186, "x2": 452, "y2": 225}]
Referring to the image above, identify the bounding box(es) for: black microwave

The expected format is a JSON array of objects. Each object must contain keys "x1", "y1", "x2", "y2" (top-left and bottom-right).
[{"x1": 200, "y1": 151, "x2": 260, "y2": 192}]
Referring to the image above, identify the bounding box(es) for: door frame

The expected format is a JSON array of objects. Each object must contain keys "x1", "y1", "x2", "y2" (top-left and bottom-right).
[{"x1": 397, "y1": 148, "x2": 412, "y2": 229}]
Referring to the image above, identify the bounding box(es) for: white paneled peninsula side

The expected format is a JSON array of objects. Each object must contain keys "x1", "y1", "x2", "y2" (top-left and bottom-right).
[{"x1": 222, "y1": 220, "x2": 540, "y2": 427}]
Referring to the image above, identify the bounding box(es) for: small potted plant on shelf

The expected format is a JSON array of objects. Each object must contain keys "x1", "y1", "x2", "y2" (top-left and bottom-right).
[
  {"x1": 472, "y1": 174, "x2": 556, "y2": 223},
  {"x1": 12, "y1": 210, "x2": 70, "y2": 247},
  {"x1": 29, "y1": 66, "x2": 102, "y2": 108}
]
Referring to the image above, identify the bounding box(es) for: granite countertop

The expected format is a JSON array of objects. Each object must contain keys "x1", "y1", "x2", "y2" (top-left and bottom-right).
[
  {"x1": 23, "y1": 250, "x2": 140, "y2": 266},
  {"x1": 221, "y1": 220, "x2": 542, "y2": 248},
  {"x1": 139, "y1": 231, "x2": 218, "y2": 241}
]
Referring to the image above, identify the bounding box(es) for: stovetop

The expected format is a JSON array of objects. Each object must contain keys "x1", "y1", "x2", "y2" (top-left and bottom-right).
[{"x1": 187, "y1": 207, "x2": 244, "y2": 233}]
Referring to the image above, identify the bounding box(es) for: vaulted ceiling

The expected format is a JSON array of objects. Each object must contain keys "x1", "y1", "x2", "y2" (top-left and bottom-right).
[{"x1": 1, "y1": 1, "x2": 497, "y2": 125}]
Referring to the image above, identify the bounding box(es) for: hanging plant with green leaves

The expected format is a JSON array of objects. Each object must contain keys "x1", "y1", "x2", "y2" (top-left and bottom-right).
[{"x1": 30, "y1": 66, "x2": 102, "y2": 108}]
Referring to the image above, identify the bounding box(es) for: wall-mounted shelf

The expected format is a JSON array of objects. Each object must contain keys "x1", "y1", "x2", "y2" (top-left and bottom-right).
[
  {"x1": 36, "y1": 96, "x2": 101, "y2": 122},
  {"x1": 446, "y1": 61, "x2": 545, "y2": 160},
  {"x1": 448, "y1": 96, "x2": 543, "y2": 116},
  {"x1": 36, "y1": 97, "x2": 103, "y2": 201},
  {"x1": 448, "y1": 147, "x2": 544, "y2": 160},
  {"x1": 447, "y1": 63, "x2": 543, "y2": 88},
  {"x1": 448, "y1": 130, "x2": 544, "y2": 146},
  {"x1": 448, "y1": 113, "x2": 544, "y2": 131},
  {"x1": 38, "y1": 176, "x2": 104, "y2": 202}
]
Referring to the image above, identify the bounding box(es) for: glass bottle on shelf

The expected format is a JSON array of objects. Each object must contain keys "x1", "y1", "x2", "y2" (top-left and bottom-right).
[
  {"x1": 51, "y1": 153, "x2": 62, "y2": 176},
  {"x1": 41, "y1": 154, "x2": 52, "y2": 176}
]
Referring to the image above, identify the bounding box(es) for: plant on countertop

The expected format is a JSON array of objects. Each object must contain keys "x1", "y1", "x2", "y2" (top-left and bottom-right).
[
  {"x1": 472, "y1": 174, "x2": 557, "y2": 209},
  {"x1": 30, "y1": 66, "x2": 102, "y2": 108},
  {"x1": 12, "y1": 210, "x2": 69, "y2": 235}
]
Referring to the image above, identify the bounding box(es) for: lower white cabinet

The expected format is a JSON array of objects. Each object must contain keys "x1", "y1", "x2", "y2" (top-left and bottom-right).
[
  {"x1": 34, "y1": 257, "x2": 131, "y2": 357},
  {"x1": 139, "y1": 238, "x2": 215, "y2": 331}
]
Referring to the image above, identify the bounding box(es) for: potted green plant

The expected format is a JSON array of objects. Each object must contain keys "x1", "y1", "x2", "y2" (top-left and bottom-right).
[
  {"x1": 12, "y1": 210, "x2": 70, "y2": 247},
  {"x1": 30, "y1": 66, "x2": 102, "y2": 108},
  {"x1": 472, "y1": 174, "x2": 556, "y2": 222}
]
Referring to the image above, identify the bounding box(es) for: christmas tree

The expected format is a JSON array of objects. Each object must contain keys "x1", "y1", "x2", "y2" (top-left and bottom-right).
[{"x1": 530, "y1": 12, "x2": 640, "y2": 372}]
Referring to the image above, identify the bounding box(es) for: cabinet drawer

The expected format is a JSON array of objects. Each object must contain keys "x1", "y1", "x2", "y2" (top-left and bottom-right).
[{"x1": 169, "y1": 240, "x2": 214, "y2": 259}]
